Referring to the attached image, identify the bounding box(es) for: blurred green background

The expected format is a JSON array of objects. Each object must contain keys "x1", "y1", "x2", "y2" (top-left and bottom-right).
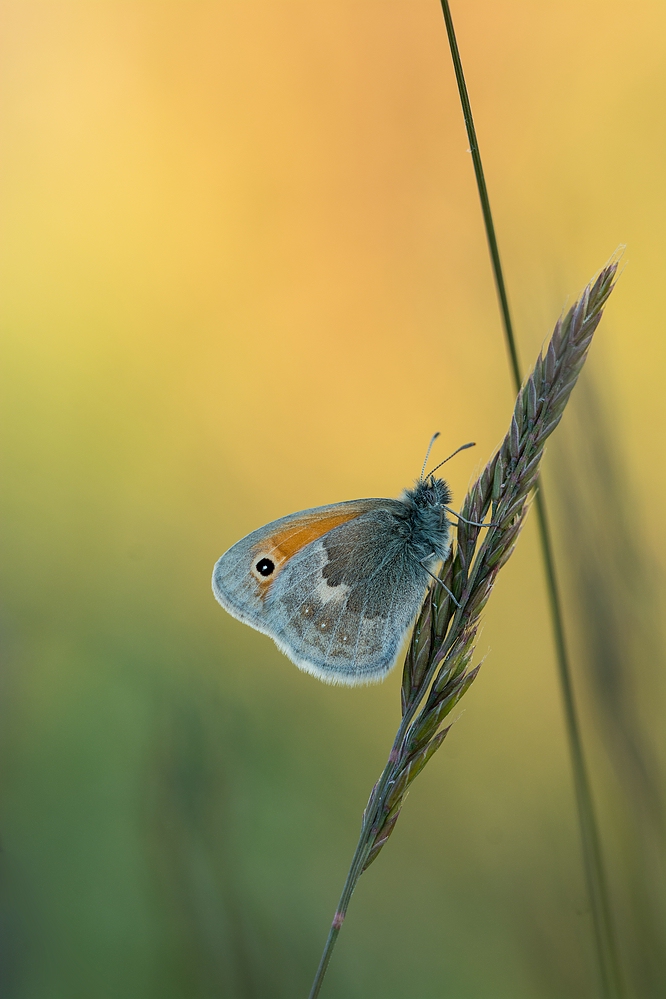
[{"x1": 1, "y1": 2, "x2": 665, "y2": 997}]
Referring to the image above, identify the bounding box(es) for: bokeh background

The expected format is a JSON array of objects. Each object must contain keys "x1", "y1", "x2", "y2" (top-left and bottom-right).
[{"x1": 1, "y1": 2, "x2": 665, "y2": 997}]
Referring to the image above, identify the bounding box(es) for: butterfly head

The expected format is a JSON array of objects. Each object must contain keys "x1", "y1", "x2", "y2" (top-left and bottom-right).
[
  {"x1": 398, "y1": 474, "x2": 453, "y2": 564},
  {"x1": 409, "y1": 474, "x2": 452, "y2": 510}
]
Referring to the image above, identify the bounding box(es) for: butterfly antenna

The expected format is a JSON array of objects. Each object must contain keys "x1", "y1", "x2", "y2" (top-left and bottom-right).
[
  {"x1": 426, "y1": 441, "x2": 476, "y2": 479},
  {"x1": 420, "y1": 432, "x2": 441, "y2": 481}
]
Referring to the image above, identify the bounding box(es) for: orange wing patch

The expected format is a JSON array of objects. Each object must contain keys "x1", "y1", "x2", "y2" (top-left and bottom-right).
[{"x1": 250, "y1": 509, "x2": 363, "y2": 595}]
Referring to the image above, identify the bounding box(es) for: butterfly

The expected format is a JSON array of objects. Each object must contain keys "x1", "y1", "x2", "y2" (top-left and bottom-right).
[{"x1": 212, "y1": 437, "x2": 480, "y2": 686}]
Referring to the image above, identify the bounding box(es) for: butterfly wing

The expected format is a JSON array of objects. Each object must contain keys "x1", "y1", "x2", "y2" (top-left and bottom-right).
[
  {"x1": 212, "y1": 499, "x2": 431, "y2": 685},
  {"x1": 212, "y1": 499, "x2": 381, "y2": 630}
]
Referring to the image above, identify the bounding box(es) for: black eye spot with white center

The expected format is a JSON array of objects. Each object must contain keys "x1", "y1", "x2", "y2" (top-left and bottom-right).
[{"x1": 255, "y1": 557, "x2": 275, "y2": 577}]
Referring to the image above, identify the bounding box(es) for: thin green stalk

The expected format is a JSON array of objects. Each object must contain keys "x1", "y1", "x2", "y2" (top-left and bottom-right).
[
  {"x1": 308, "y1": 538, "x2": 502, "y2": 998},
  {"x1": 438, "y1": 2, "x2": 624, "y2": 996},
  {"x1": 308, "y1": 670, "x2": 444, "y2": 998},
  {"x1": 306, "y1": 840, "x2": 369, "y2": 999},
  {"x1": 309, "y1": 579, "x2": 489, "y2": 998},
  {"x1": 307, "y1": 265, "x2": 618, "y2": 997}
]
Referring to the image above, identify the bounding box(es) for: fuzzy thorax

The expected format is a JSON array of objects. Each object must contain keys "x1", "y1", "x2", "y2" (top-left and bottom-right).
[{"x1": 397, "y1": 476, "x2": 453, "y2": 564}]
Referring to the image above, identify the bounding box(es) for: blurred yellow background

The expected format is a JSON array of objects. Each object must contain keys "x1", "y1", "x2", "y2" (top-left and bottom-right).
[{"x1": 1, "y1": 2, "x2": 665, "y2": 997}]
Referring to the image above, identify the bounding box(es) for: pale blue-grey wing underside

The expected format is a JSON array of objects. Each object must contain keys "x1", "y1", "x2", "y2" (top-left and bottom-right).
[{"x1": 212, "y1": 498, "x2": 433, "y2": 685}]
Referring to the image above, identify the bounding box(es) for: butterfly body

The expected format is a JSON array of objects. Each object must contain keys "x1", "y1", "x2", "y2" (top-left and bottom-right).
[{"x1": 212, "y1": 476, "x2": 452, "y2": 685}]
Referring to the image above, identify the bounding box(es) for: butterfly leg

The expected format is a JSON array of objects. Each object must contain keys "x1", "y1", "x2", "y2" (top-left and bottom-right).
[
  {"x1": 444, "y1": 506, "x2": 500, "y2": 528},
  {"x1": 418, "y1": 556, "x2": 461, "y2": 608}
]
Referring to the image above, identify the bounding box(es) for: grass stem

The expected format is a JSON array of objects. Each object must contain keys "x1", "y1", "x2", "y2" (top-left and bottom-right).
[
  {"x1": 307, "y1": 261, "x2": 619, "y2": 997},
  {"x1": 438, "y1": 2, "x2": 624, "y2": 996},
  {"x1": 308, "y1": 693, "x2": 433, "y2": 998}
]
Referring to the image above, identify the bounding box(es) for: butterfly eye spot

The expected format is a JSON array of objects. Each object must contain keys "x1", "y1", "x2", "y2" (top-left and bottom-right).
[{"x1": 255, "y1": 557, "x2": 275, "y2": 577}]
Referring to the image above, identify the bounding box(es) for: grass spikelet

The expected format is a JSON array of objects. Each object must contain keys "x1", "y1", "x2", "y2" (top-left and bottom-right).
[{"x1": 307, "y1": 261, "x2": 618, "y2": 999}]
